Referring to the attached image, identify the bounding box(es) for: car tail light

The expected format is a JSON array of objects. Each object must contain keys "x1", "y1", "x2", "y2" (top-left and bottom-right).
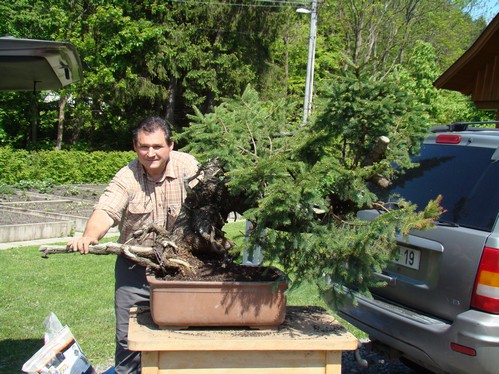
[
  {"x1": 471, "y1": 247, "x2": 499, "y2": 313},
  {"x1": 450, "y1": 343, "x2": 476, "y2": 356},
  {"x1": 436, "y1": 134, "x2": 461, "y2": 144}
]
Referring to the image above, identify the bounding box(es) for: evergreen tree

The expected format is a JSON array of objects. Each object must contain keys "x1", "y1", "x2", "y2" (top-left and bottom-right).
[{"x1": 180, "y1": 78, "x2": 442, "y2": 302}]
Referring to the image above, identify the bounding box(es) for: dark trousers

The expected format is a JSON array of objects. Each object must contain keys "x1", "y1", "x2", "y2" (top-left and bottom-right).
[{"x1": 114, "y1": 256, "x2": 150, "y2": 374}]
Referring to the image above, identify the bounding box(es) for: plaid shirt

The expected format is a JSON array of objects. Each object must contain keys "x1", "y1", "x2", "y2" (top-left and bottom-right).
[{"x1": 94, "y1": 151, "x2": 200, "y2": 246}]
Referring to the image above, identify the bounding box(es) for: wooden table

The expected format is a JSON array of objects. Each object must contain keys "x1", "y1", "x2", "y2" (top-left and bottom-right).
[{"x1": 128, "y1": 305, "x2": 358, "y2": 374}]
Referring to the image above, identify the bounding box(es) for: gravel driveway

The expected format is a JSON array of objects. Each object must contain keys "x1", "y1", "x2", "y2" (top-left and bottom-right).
[{"x1": 342, "y1": 341, "x2": 416, "y2": 373}]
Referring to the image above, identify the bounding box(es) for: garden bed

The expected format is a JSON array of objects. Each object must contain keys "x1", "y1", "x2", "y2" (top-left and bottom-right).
[
  {"x1": 0, "y1": 184, "x2": 105, "y2": 242},
  {"x1": 0, "y1": 209, "x2": 58, "y2": 225},
  {"x1": 0, "y1": 184, "x2": 104, "y2": 225}
]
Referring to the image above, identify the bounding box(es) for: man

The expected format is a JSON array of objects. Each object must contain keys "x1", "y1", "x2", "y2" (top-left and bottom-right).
[{"x1": 69, "y1": 116, "x2": 200, "y2": 373}]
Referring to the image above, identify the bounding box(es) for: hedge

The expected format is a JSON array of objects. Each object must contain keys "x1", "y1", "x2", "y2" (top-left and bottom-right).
[{"x1": 0, "y1": 147, "x2": 136, "y2": 185}]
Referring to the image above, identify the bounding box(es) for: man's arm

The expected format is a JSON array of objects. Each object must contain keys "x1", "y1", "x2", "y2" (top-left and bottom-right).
[{"x1": 68, "y1": 209, "x2": 115, "y2": 254}]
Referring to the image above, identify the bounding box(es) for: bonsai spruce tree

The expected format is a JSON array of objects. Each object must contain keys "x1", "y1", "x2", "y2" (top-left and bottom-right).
[{"x1": 179, "y1": 68, "x2": 442, "y2": 303}]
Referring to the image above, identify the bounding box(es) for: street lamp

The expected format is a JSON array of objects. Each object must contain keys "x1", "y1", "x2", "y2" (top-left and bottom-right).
[{"x1": 297, "y1": 0, "x2": 318, "y2": 126}]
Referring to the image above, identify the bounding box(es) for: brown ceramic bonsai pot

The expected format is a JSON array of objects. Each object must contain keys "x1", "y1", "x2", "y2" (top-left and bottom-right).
[{"x1": 147, "y1": 267, "x2": 288, "y2": 329}]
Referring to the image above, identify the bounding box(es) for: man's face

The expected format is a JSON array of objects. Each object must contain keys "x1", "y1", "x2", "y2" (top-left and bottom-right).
[{"x1": 133, "y1": 129, "x2": 174, "y2": 178}]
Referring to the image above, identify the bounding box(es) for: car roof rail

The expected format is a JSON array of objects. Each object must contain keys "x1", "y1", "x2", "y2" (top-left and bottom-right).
[{"x1": 431, "y1": 121, "x2": 499, "y2": 133}]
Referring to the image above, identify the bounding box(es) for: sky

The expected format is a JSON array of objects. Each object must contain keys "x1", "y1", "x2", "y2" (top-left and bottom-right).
[{"x1": 471, "y1": 0, "x2": 499, "y2": 22}]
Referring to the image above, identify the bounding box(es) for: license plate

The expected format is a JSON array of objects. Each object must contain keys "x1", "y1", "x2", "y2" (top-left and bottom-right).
[{"x1": 394, "y1": 247, "x2": 421, "y2": 270}]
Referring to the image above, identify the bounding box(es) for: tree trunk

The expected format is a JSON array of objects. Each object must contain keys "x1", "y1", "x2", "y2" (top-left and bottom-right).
[
  {"x1": 30, "y1": 91, "x2": 39, "y2": 146},
  {"x1": 55, "y1": 94, "x2": 68, "y2": 150},
  {"x1": 165, "y1": 76, "x2": 177, "y2": 125}
]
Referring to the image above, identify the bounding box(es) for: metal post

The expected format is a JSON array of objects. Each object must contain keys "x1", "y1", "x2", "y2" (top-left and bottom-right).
[{"x1": 301, "y1": 0, "x2": 318, "y2": 126}]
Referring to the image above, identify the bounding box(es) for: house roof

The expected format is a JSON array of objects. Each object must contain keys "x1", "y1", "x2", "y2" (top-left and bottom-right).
[
  {"x1": 433, "y1": 13, "x2": 499, "y2": 110},
  {"x1": 0, "y1": 37, "x2": 83, "y2": 91}
]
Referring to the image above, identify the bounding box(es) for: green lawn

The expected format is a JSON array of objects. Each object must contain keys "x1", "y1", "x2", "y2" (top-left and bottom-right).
[
  {"x1": 0, "y1": 220, "x2": 365, "y2": 373},
  {"x1": 0, "y1": 239, "x2": 117, "y2": 372}
]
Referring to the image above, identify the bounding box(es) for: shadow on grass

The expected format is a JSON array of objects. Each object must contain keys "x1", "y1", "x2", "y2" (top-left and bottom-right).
[{"x1": 0, "y1": 338, "x2": 43, "y2": 373}]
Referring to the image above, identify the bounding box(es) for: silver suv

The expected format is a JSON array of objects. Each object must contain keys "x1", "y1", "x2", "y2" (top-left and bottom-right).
[{"x1": 337, "y1": 123, "x2": 499, "y2": 374}]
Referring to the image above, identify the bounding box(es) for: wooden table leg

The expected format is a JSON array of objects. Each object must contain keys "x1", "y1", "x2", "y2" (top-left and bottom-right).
[
  {"x1": 325, "y1": 350, "x2": 342, "y2": 374},
  {"x1": 141, "y1": 351, "x2": 159, "y2": 374}
]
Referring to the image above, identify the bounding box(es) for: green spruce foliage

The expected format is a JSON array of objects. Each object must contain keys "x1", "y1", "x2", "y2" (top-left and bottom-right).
[{"x1": 180, "y1": 76, "x2": 443, "y2": 305}]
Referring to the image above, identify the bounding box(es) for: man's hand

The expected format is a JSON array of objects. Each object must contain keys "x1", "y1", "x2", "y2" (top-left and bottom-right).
[
  {"x1": 67, "y1": 209, "x2": 114, "y2": 254},
  {"x1": 67, "y1": 236, "x2": 98, "y2": 254}
]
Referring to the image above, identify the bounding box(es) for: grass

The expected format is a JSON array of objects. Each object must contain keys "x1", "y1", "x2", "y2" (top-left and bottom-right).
[
  {"x1": 0, "y1": 221, "x2": 366, "y2": 373},
  {"x1": 0, "y1": 239, "x2": 117, "y2": 373}
]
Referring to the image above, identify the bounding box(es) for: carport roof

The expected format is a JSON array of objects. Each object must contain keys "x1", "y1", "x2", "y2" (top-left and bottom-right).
[
  {"x1": 434, "y1": 13, "x2": 499, "y2": 110},
  {"x1": 0, "y1": 37, "x2": 83, "y2": 91}
]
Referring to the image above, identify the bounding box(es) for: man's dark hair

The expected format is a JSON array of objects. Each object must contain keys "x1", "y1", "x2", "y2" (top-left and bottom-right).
[{"x1": 133, "y1": 116, "x2": 173, "y2": 145}]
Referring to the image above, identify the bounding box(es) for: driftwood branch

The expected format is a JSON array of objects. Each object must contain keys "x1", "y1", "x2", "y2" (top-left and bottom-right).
[
  {"x1": 361, "y1": 135, "x2": 391, "y2": 188},
  {"x1": 361, "y1": 135, "x2": 390, "y2": 166},
  {"x1": 39, "y1": 243, "x2": 153, "y2": 257},
  {"x1": 39, "y1": 243, "x2": 162, "y2": 269},
  {"x1": 39, "y1": 242, "x2": 200, "y2": 274}
]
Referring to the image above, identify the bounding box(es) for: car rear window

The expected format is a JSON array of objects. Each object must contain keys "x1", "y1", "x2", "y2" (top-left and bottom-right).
[{"x1": 377, "y1": 143, "x2": 499, "y2": 232}]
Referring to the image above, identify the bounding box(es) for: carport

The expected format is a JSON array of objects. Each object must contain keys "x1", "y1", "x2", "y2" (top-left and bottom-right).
[
  {"x1": 0, "y1": 37, "x2": 83, "y2": 145},
  {"x1": 434, "y1": 13, "x2": 499, "y2": 122},
  {"x1": 0, "y1": 37, "x2": 82, "y2": 91}
]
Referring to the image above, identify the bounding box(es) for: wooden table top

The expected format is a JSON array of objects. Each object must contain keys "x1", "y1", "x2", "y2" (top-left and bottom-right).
[{"x1": 128, "y1": 305, "x2": 359, "y2": 352}]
